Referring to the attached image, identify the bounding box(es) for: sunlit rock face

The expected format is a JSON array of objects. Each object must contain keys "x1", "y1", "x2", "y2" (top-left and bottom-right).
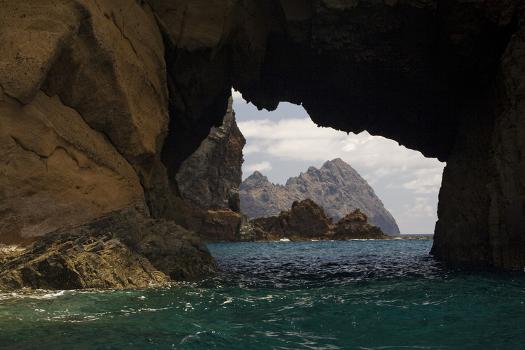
[
  {"x1": 0, "y1": 0, "x2": 167, "y2": 243},
  {"x1": 240, "y1": 159, "x2": 400, "y2": 235},
  {"x1": 0, "y1": 0, "x2": 523, "y2": 270}
]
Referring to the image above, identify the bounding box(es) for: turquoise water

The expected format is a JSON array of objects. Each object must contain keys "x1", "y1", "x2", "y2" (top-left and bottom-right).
[{"x1": 1, "y1": 240, "x2": 524, "y2": 349}]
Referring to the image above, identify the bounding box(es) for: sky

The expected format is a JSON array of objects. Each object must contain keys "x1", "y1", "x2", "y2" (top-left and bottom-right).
[{"x1": 232, "y1": 90, "x2": 445, "y2": 235}]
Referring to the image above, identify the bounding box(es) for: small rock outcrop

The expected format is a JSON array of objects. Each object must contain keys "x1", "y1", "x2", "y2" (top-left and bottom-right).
[
  {"x1": 0, "y1": 210, "x2": 216, "y2": 290},
  {"x1": 332, "y1": 209, "x2": 387, "y2": 240},
  {"x1": 185, "y1": 209, "x2": 244, "y2": 243},
  {"x1": 251, "y1": 199, "x2": 333, "y2": 240},
  {"x1": 248, "y1": 199, "x2": 388, "y2": 241},
  {"x1": 241, "y1": 159, "x2": 400, "y2": 235}
]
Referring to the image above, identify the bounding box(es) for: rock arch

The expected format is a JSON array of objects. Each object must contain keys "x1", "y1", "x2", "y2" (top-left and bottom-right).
[{"x1": 0, "y1": 0, "x2": 523, "y2": 269}]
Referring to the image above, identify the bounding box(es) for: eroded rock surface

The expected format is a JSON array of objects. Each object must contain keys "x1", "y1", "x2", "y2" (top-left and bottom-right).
[
  {"x1": 0, "y1": 210, "x2": 216, "y2": 290},
  {"x1": 0, "y1": 0, "x2": 169, "y2": 243},
  {"x1": 185, "y1": 209, "x2": 244, "y2": 243},
  {"x1": 1, "y1": 0, "x2": 524, "y2": 270},
  {"x1": 174, "y1": 98, "x2": 246, "y2": 241},
  {"x1": 241, "y1": 159, "x2": 400, "y2": 235}
]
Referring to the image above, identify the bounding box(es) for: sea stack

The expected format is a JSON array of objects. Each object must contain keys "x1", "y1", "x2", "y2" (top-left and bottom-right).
[{"x1": 241, "y1": 159, "x2": 400, "y2": 235}]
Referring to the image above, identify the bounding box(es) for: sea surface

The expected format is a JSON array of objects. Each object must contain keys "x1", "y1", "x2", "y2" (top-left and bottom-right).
[{"x1": 1, "y1": 240, "x2": 524, "y2": 349}]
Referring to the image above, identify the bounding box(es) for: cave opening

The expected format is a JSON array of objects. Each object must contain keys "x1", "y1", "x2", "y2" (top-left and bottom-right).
[{"x1": 232, "y1": 90, "x2": 445, "y2": 236}]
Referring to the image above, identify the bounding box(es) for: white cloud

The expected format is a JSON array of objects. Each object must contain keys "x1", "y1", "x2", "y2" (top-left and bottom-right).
[
  {"x1": 232, "y1": 89, "x2": 243, "y2": 101},
  {"x1": 234, "y1": 97, "x2": 446, "y2": 234},
  {"x1": 245, "y1": 161, "x2": 272, "y2": 173},
  {"x1": 403, "y1": 197, "x2": 436, "y2": 218},
  {"x1": 401, "y1": 168, "x2": 444, "y2": 194},
  {"x1": 238, "y1": 117, "x2": 445, "y2": 194},
  {"x1": 243, "y1": 144, "x2": 262, "y2": 155}
]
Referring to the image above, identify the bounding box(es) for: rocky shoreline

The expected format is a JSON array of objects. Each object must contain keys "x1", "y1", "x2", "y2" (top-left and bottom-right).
[{"x1": 0, "y1": 210, "x2": 216, "y2": 291}]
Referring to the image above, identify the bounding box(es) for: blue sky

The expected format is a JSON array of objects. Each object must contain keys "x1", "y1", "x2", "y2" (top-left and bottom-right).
[{"x1": 232, "y1": 90, "x2": 445, "y2": 235}]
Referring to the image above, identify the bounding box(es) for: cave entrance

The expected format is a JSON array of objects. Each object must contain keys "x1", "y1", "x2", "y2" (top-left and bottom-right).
[{"x1": 232, "y1": 90, "x2": 445, "y2": 236}]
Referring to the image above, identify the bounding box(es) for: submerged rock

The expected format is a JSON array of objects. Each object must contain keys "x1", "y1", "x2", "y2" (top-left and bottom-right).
[{"x1": 0, "y1": 210, "x2": 216, "y2": 290}]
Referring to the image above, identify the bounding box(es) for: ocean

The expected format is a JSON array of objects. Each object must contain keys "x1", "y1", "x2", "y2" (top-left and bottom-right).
[{"x1": 1, "y1": 240, "x2": 524, "y2": 349}]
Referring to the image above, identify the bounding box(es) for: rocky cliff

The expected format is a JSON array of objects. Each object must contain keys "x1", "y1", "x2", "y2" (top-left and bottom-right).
[
  {"x1": 240, "y1": 159, "x2": 400, "y2": 235},
  {"x1": 0, "y1": 0, "x2": 523, "y2": 276},
  {"x1": 248, "y1": 199, "x2": 388, "y2": 241},
  {"x1": 174, "y1": 98, "x2": 246, "y2": 242},
  {"x1": 176, "y1": 98, "x2": 245, "y2": 212}
]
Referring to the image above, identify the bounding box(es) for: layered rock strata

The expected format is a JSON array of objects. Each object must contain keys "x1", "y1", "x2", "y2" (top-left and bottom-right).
[{"x1": 0, "y1": 210, "x2": 216, "y2": 290}]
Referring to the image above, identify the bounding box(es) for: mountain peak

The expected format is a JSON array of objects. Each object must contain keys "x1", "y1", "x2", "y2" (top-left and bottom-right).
[
  {"x1": 240, "y1": 159, "x2": 400, "y2": 235},
  {"x1": 242, "y1": 171, "x2": 271, "y2": 188},
  {"x1": 323, "y1": 158, "x2": 351, "y2": 169},
  {"x1": 251, "y1": 170, "x2": 265, "y2": 178}
]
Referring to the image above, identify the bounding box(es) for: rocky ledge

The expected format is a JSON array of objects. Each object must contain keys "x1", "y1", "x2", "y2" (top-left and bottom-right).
[
  {"x1": 0, "y1": 210, "x2": 216, "y2": 290},
  {"x1": 244, "y1": 199, "x2": 389, "y2": 241}
]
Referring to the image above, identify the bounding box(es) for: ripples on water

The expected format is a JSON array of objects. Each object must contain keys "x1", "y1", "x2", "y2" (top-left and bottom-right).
[{"x1": 0, "y1": 240, "x2": 524, "y2": 349}]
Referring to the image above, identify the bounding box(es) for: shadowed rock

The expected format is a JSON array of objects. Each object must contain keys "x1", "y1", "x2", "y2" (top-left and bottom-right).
[{"x1": 176, "y1": 98, "x2": 245, "y2": 212}]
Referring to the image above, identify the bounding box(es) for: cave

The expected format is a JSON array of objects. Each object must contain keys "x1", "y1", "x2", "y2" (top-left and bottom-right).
[
  {"x1": 0, "y1": 0, "x2": 524, "y2": 274},
  {"x1": 233, "y1": 91, "x2": 445, "y2": 237},
  {"x1": 157, "y1": 0, "x2": 524, "y2": 269}
]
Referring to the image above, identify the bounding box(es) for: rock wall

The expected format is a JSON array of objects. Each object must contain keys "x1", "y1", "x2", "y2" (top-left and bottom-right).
[
  {"x1": 240, "y1": 159, "x2": 400, "y2": 235},
  {"x1": 0, "y1": 0, "x2": 524, "y2": 270},
  {"x1": 147, "y1": 0, "x2": 524, "y2": 269},
  {"x1": 173, "y1": 98, "x2": 246, "y2": 242},
  {"x1": 0, "y1": 0, "x2": 168, "y2": 243},
  {"x1": 176, "y1": 98, "x2": 245, "y2": 212}
]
